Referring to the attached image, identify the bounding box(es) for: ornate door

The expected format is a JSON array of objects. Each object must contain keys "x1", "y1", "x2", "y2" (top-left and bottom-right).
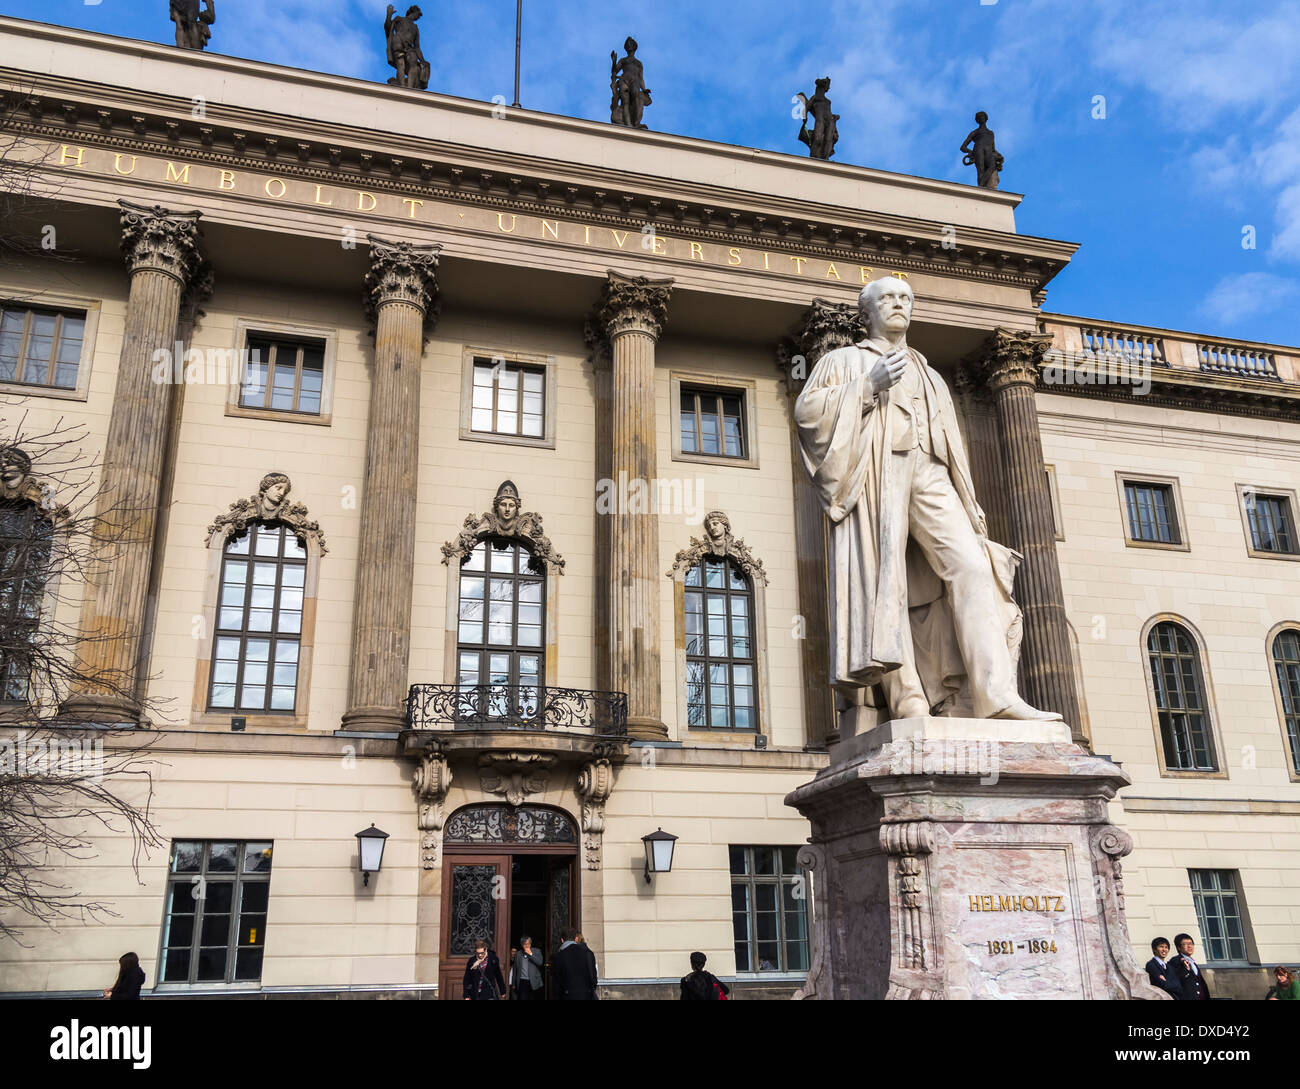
[{"x1": 439, "y1": 854, "x2": 510, "y2": 1000}]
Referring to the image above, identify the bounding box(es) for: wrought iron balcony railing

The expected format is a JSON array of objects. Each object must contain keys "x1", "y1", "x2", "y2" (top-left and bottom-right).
[{"x1": 405, "y1": 683, "x2": 628, "y2": 737}]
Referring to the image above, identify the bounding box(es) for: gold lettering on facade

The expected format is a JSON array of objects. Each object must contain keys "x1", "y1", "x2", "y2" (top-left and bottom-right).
[
  {"x1": 762, "y1": 253, "x2": 771, "y2": 270},
  {"x1": 265, "y1": 177, "x2": 287, "y2": 199},
  {"x1": 825, "y1": 263, "x2": 842, "y2": 280},
  {"x1": 165, "y1": 162, "x2": 192, "y2": 185},
  {"x1": 219, "y1": 170, "x2": 236, "y2": 190},
  {"x1": 357, "y1": 191, "x2": 377, "y2": 213},
  {"x1": 584, "y1": 225, "x2": 592, "y2": 245},
  {"x1": 690, "y1": 242, "x2": 705, "y2": 262},
  {"x1": 860, "y1": 266, "x2": 874, "y2": 283},
  {"x1": 610, "y1": 229, "x2": 629, "y2": 249},
  {"x1": 403, "y1": 198, "x2": 424, "y2": 219},
  {"x1": 789, "y1": 256, "x2": 807, "y2": 274},
  {"x1": 728, "y1": 247, "x2": 742, "y2": 266},
  {"x1": 313, "y1": 185, "x2": 334, "y2": 206},
  {"x1": 112, "y1": 153, "x2": 137, "y2": 176},
  {"x1": 59, "y1": 145, "x2": 85, "y2": 168},
  {"x1": 651, "y1": 236, "x2": 666, "y2": 255},
  {"x1": 967, "y1": 892, "x2": 1070, "y2": 913},
  {"x1": 541, "y1": 219, "x2": 559, "y2": 240},
  {"x1": 497, "y1": 213, "x2": 517, "y2": 233}
]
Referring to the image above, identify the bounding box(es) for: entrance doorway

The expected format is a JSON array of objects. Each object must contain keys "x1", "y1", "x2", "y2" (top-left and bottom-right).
[{"x1": 438, "y1": 804, "x2": 579, "y2": 1000}]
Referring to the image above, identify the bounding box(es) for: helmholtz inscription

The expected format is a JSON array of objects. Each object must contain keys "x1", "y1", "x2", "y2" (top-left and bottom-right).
[{"x1": 967, "y1": 893, "x2": 1067, "y2": 913}]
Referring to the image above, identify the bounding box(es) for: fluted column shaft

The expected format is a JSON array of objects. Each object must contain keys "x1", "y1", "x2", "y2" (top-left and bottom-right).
[
  {"x1": 781, "y1": 300, "x2": 867, "y2": 749},
  {"x1": 65, "y1": 202, "x2": 204, "y2": 723},
  {"x1": 594, "y1": 272, "x2": 673, "y2": 741},
  {"x1": 343, "y1": 238, "x2": 440, "y2": 733},
  {"x1": 971, "y1": 328, "x2": 1083, "y2": 735}
]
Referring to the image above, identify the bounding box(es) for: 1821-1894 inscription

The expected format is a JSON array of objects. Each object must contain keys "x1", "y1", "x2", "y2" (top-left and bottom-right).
[{"x1": 969, "y1": 892, "x2": 1068, "y2": 958}]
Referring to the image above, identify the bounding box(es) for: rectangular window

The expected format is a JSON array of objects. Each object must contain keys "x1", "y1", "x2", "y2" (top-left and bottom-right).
[
  {"x1": 729, "y1": 845, "x2": 809, "y2": 974},
  {"x1": 240, "y1": 335, "x2": 326, "y2": 415},
  {"x1": 161, "y1": 840, "x2": 273, "y2": 985},
  {"x1": 0, "y1": 304, "x2": 86, "y2": 390},
  {"x1": 680, "y1": 386, "x2": 746, "y2": 459},
  {"x1": 1245, "y1": 493, "x2": 1297, "y2": 555},
  {"x1": 470, "y1": 358, "x2": 546, "y2": 438},
  {"x1": 1188, "y1": 869, "x2": 1250, "y2": 964},
  {"x1": 1124, "y1": 481, "x2": 1180, "y2": 544}
]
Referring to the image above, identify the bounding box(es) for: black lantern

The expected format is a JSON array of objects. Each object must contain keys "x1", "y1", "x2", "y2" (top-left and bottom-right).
[
  {"x1": 355, "y1": 823, "x2": 389, "y2": 887},
  {"x1": 641, "y1": 827, "x2": 678, "y2": 884}
]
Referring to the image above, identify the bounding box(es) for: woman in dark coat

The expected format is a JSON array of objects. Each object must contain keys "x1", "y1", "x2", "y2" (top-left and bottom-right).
[
  {"x1": 463, "y1": 939, "x2": 506, "y2": 1001},
  {"x1": 680, "y1": 951, "x2": 730, "y2": 1000},
  {"x1": 103, "y1": 952, "x2": 145, "y2": 1000}
]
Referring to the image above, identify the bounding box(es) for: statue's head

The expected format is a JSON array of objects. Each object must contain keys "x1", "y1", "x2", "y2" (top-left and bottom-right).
[
  {"x1": 493, "y1": 480, "x2": 521, "y2": 526},
  {"x1": 407, "y1": 5, "x2": 423, "y2": 19},
  {"x1": 859, "y1": 276, "x2": 914, "y2": 337},
  {"x1": 703, "y1": 510, "x2": 730, "y2": 543},
  {"x1": 975, "y1": 111, "x2": 989, "y2": 125},
  {"x1": 0, "y1": 446, "x2": 31, "y2": 493},
  {"x1": 815, "y1": 77, "x2": 831, "y2": 94},
  {"x1": 624, "y1": 36, "x2": 638, "y2": 54},
  {"x1": 259, "y1": 472, "x2": 291, "y2": 509}
]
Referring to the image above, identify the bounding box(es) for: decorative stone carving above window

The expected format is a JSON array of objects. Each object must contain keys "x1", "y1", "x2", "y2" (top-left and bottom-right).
[
  {"x1": 440, "y1": 479, "x2": 564, "y2": 572},
  {"x1": 205, "y1": 472, "x2": 327, "y2": 552},
  {"x1": 667, "y1": 509, "x2": 768, "y2": 586},
  {"x1": 478, "y1": 751, "x2": 556, "y2": 807}
]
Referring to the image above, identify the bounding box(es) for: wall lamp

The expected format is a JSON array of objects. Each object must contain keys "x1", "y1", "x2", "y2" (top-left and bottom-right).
[
  {"x1": 355, "y1": 823, "x2": 389, "y2": 887},
  {"x1": 642, "y1": 827, "x2": 678, "y2": 884}
]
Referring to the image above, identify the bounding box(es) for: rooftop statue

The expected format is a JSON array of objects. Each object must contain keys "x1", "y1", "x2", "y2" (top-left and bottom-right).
[
  {"x1": 960, "y1": 111, "x2": 1004, "y2": 189},
  {"x1": 170, "y1": 0, "x2": 215, "y2": 51},
  {"x1": 797, "y1": 78, "x2": 839, "y2": 161},
  {"x1": 610, "y1": 37, "x2": 652, "y2": 129},
  {"x1": 794, "y1": 277, "x2": 1060, "y2": 722},
  {"x1": 385, "y1": 4, "x2": 430, "y2": 90}
]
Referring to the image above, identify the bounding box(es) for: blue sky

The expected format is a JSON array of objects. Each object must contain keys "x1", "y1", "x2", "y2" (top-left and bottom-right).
[{"x1": 7, "y1": 0, "x2": 1300, "y2": 345}]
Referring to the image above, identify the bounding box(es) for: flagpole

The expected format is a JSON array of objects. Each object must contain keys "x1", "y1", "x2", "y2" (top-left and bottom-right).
[{"x1": 512, "y1": 0, "x2": 522, "y2": 108}]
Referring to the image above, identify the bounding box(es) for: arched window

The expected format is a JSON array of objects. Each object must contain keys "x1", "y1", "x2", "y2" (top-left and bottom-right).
[
  {"x1": 1147, "y1": 621, "x2": 1217, "y2": 771},
  {"x1": 1271, "y1": 629, "x2": 1300, "y2": 773},
  {"x1": 685, "y1": 556, "x2": 757, "y2": 730},
  {"x1": 0, "y1": 498, "x2": 52, "y2": 701},
  {"x1": 456, "y1": 538, "x2": 544, "y2": 715},
  {"x1": 208, "y1": 522, "x2": 306, "y2": 713}
]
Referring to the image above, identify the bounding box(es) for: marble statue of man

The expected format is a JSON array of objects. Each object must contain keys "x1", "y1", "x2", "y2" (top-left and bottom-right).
[{"x1": 794, "y1": 277, "x2": 1060, "y2": 722}]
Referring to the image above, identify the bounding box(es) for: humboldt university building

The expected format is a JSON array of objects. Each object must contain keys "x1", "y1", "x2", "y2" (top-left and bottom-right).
[{"x1": 1, "y1": 18, "x2": 1297, "y2": 999}]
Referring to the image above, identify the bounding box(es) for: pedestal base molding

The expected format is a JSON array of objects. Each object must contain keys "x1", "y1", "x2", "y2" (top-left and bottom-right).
[{"x1": 785, "y1": 717, "x2": 1167, "y2": 1000}]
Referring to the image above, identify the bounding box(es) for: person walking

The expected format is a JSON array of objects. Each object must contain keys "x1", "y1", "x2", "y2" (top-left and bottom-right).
[
  {"x1": 550, "y1": 926, "x2": 598, "y2": 1000},
  {"x1": 680, "y1": 952, "x2": 730, "y2": 1000},
  {"x1": 1144, "y1": 937, "x2": 1182, "y2": 998},
  {"x1": 513, "y1": 936, "x2": 544, "y2": 1000},
  {"x1": 1266, "y1": 965, "x2": 1300, "y2": 1000},
  {"x1": 1169, "y1": 933, "x2": 1212, "y2": 1000},
  {"x1": 102, "y1": 952, "x2": 145, "y2": 1000},
  {"x1": 463, "y1": 938, "x2": 506, "y2": 1001}
]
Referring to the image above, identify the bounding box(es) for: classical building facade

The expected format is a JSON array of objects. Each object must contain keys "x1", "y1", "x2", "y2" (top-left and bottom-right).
[{"x1": 0, "y1": 18, "x2": 1295, "y2": 998}]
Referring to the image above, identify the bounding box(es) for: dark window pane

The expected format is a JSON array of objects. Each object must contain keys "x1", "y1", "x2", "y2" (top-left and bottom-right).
[
  {"x1": 163, "y1": 947, "x2": 191, "y2": 983},
  {"x1": 196, "y1": 947, "x2": 228, "y2": 982},
  {"x1": 235, "y1": 947, "x2": 264, "y2": 982}
]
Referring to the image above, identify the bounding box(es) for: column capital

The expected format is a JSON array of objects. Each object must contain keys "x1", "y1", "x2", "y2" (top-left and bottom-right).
[
  {"x1": 592, "y1": 270, "x2": 673, "y2": 342},
  {"x1": 364, "y1": 235, "x2": 442, "y2": 329},
  {"x1": 118, "y1": 200, "x2": 204, "y2": 285},
  {"x1": 963, "y1": 326, "x2": 1054, "y2": 392}
]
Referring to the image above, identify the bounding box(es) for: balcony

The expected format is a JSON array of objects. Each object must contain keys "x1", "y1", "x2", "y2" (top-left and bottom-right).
[
  {"x1": 399, "y1": 683, "x2": 629, "y2": 769},
  {"x1": 404, "y1": 683, "x2": 627, "y2": 736}
]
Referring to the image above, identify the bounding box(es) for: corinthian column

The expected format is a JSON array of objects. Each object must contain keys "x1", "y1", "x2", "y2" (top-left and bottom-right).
[
  {"x1": 342, "y1": 237, "x2": 440, "y2": 733},
  {"x1": 778, "y1": 299, "x2": 867, "y2": 749},
  {"x1": 965, "y1": 328, "x2": 1083, "y2": 735},
  {"x1": 63, "y1": 200, "x2": 205, "y2": 724},
  {"x1": 592, "y1": 271, "x2": 673, "y2": 741}
]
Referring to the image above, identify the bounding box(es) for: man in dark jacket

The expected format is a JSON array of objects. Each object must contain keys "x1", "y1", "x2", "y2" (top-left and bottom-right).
[
  {"x1": 1169, "y1": 933, "x2": 1212, "y2": 1000},
  {"x1": 550, "y1": 927, "x2": 598, "y2": 1000},
  {"x1": 1144, "y1": 936, "x2": 1182, "y2": 998}
]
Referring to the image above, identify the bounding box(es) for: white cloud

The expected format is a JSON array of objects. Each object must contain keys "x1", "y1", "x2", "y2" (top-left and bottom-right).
[{"x1": 1199, "y1": 272, "x2": 1300, "y2": 324}]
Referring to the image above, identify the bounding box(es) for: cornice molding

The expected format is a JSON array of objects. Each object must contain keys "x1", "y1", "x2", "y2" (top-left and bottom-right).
[{"x1": 2, "y1": 82, "x2": 1075, "y2": 293}]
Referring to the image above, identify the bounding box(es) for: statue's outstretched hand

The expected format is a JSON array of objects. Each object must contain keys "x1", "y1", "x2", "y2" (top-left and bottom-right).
[{"x1": 868, "y1": 350, "x2": 908, "y2": 397}]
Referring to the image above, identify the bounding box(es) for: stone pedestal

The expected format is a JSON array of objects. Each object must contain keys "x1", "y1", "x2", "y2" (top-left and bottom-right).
[{"x1": 786, "y1": 717, "x2": 1166, "y2": 1000}]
